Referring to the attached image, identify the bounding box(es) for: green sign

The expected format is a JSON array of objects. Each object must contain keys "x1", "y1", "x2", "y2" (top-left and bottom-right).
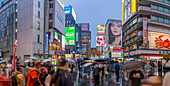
[
  {"x1": 55, "y1": 32, "x2": 58, "y2": 40},
  {"x1": 65, "y1": 27, "x2": 75, "y2": 45}
]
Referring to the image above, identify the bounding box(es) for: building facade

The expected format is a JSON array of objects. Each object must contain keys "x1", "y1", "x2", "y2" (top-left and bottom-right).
[
  {"x1": 122, "y1": 0, "x2": 170, "y2": 60},
  {"x1": 104, "y1": 19, "x2": 123, "y2": 58},
  {"x1": 78, "y1": 23, "x2": 91, "y2": 58}
]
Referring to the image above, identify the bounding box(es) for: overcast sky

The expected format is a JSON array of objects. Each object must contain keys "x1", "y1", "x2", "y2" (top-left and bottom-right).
[{"x1": 65, "y1": 0, "x2": 122, "y2": 47}]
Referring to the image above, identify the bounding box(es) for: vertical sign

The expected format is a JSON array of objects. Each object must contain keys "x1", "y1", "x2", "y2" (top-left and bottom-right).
[
  {"x1": 143, "y1": 17, "x2": 147, "y2": 47},
  {"x1": 12, "y1": 41, "x2": 17, "y2": 71},
  {"x1": 46, "y1": 32, "x2": 49, "y2": 54}
]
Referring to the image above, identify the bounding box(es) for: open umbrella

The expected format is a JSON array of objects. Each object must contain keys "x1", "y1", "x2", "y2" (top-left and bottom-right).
[
  {"x1": 94, "y1": 58, "x2": 107, "y2": 62},
  {"x1": 85, "y1": 60, "x2": 96, "y2": 63},
  {"x1": 29, "y1": 56, "x2": 37, "y2": 59},
  {"x1": 25, "y1": 59, "x2": 33, "y2": 63},
  {"x1": 83, "y1": 63, "x2": 93, "y2": 67},
  {"x1": 42, "y1": 59, "x2": 51, "y2": 63},
  {"x1": 123, "y1": 60, "x2": 144, "y2": 71},
  {"x1": 1, "y1": 60, "x2": 8, "y2": 63}
]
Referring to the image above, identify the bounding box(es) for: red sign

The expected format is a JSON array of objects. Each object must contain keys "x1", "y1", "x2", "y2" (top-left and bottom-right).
[
  {"x1": 109, "y1": 47, "x2": 122, "y2": 51},
  {"x1": 143, "y1": 17, "x2": 147, "y2": 47},
  {"x1": 155, "y1": 35, "x2": 170, "y2": 49}
]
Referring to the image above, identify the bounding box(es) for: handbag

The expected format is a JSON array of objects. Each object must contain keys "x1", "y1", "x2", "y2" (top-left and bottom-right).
[{"x1": 91, "y1": 77, "x2": 95, "y2": 83}]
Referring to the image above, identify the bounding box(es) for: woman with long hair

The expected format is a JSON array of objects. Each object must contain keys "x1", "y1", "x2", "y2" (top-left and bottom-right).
[{"x1": 108, "y1": 23, "x2": 122, "y2": 45}]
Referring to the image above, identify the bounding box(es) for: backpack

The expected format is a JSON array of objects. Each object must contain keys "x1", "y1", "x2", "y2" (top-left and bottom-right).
[{"x1": 11, "y1": 73, "x2": 21, "y2": 86}]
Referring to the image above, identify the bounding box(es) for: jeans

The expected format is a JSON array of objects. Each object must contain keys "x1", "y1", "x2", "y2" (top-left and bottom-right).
[{"x1": 116, "y1": 73, "x2": 119, "y2": 82}]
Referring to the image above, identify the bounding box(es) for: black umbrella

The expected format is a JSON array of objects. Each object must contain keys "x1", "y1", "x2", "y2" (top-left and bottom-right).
[{"x1": 94, "y1": 58, "x2": 107, "y2": 62}]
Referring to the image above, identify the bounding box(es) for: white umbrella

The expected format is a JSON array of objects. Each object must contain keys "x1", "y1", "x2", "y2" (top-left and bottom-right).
[
  {"x1": 42, "y1": 59, "x2": 51, "y2": 63},
  {"x1": 83, "y1": 63, "x2": 93, "y2": 67},
  {"x1": 25, "y1": 59, "x2": 33, "y2": 63},
  {"x1": 29, "y1": 56, "x2": 37, "y2": 59}
]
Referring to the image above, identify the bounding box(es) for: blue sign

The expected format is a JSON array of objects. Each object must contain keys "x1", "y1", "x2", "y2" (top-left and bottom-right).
[
  {"x1": 64, "y1": 6, "x2": 72, "y2": 15},
  {"x1": 46, "y1": 32, "x2": 49, "y2": 54}
]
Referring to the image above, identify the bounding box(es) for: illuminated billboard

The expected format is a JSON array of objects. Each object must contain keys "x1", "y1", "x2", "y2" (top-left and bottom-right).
[
  {"x1": 97, "y1": 25, "x2": 105, "y2": 34},
  {"x1": 81, "y1": 23, "x2": 89, "y2": 31},
  {"x1": 46, "y1": 32, "x2": 49, "y2": 54},
  {"x1": 0, "y1": 0, "x2": 11, "y2": 8},
  {"x1": 111, "y1": 52, "x2": 123, "y2": 58},
  {"x1": 96, "y1": 36, "x2": 104, "y2": 46},
  {"x1": 108, "y1": 23, "x2": 122, "y2": 45},
  {"x1": 65, "y1": 27, "x2": 75, "y2": 45},
  {"x1": 62, "y1": 35, "x2": 65, "y2": 51},
  {"x1": 148, "y1": 32, "x2": 170, "y2": 49},
  {"x1": 122, "y1": 0, "x2": 137, "y2": 24},
  {"x1": 64, "y1": 6, "x2": 76, "y2": 21}
]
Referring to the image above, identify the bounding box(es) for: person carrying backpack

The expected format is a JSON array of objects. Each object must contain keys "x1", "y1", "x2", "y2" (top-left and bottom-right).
[
  {"x1": 39, "y1": 67, "x2": 48, "y2": 86},
  {"x1": 25, "y1": 61, "x2": 42, "y2": 86},
  {"x1": 50, "y1": 58, "x2": 74, "y2": 86},
  {"x1": 10, "y1": 66, "x2": 23, "y2": 86}
]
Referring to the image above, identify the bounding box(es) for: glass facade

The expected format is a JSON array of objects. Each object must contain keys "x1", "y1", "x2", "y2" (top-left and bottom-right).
[
  {"x1": 152, "y1": 16, "x2": 170, "y2": 24},
  {"x1": 152, "y1": 5, "x2": 170, "y2": 13},
  {"x1": 157, "y1": 0, "x2": 170, "y2": 4}
]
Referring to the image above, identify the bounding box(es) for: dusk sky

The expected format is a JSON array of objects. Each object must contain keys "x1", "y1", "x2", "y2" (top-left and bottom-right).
[{"x1": 65, "y1": 0, "x2": 122, "y2": 47}]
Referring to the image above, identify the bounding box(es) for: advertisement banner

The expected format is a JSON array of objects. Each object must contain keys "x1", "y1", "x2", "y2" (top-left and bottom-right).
[
  {"x1": 76, "y1": 32, "x2": 78, "y2": 42},
  {"x1": 148, "y1": 31, "x2": 170, "y2": 49},
  {"x1": 82, "y1": 39, "x2": 88, "y2": 42},
  {"x1": 81, "y1": 23, "x2": 89, "y2": 31},
  {"x1": 108, "y1": 23, "x2": 122, "y2": 45},
  {"x1": 46, "y1": 32, "x2": 49, "y2": 54},
  {"x1": 96, "y1": 36, "x2": 104, "y2": 46},
  {"x1": 65, "y1": 27, "x2": 75, "y2": 45},
  {"x1": 143, "y1": 17, "x2": 148, "y2": 47},
  {"x1": 81, "y1": 44, "x2": 87, "y2": 47},
  {"x1": 97, "y1": 25, "x2": 105, "y2": 34},
  {"x1": 62, "y1": 35, "x2": 65, "y2": 51},
  {"x1": 111, "y1": 52, "x2": 123, "y2": 57},
  {"x1": 64, "y1": 6, "x2": 72, "y2": 15}
]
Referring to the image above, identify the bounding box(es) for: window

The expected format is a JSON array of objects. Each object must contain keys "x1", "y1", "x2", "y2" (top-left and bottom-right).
[
  {"x1": 164, "y1": 19, "x2": 169, "y2": 24},
  {"x1": 164, "y1": 8, "x2": 169, "y2": 13},
  {"x1": 37, "y1": 35, "x2": 40, "y2": 43},
  {"x1": 152, "y1": 5, "x2": 157, "y2": 10},
  {"x1": 158, "y1": 17, "x2": 163, "y2": 22},
  {"x1": 49, "y1": 13, "x2": 53, "y2": 20},
  {"x1": 158, "y1": 7, "x2": 163, "y2": 11},
  {"x1": 38, "y1": 1, "x2": 40, "y2": 8},
  {"x1": 38, "y1": 22, "x2": 40, "y2": 30},
  {"x1": 152, "y1": 16, "x2": 157, "y2": 21},
  {"x1": 38, "y1": 11, "x2": 40, "y2": 18},
  {"x1": 50, "y1": 4, "x2": 53, "y2": 8}
]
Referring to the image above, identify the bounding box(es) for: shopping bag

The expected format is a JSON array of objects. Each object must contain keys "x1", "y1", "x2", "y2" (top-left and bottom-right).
[{"x1": 91, "y1": 77, "x2": 95, "y2": 83}]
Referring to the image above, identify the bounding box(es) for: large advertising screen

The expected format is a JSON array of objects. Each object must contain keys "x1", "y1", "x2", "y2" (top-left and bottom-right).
[
  {"x1": 62, "y1": 35, "x2": 65, "y2": 51},
  {"x1": 96, "y1": 36, "x2": 104, "y2": 46},
  {"x1": 81, "y1": 23, "x2": 89, "y2": 31},
  {"x1": 65, "y1": 27, "x2": 75, "y2": 45},
  {"x1": 111, "y1": 52, "x2": 123, "y2": 58},
  {"x1": 148, "y1": 32, "x2": 170, "y2": 49},
  {"x1": 122, "y1": 0, "x2": 137, "y2": 24},
  {"x1": 64, "y1": 6, "x2": 76, "y2": 21},
  {"x1": 108, "y1": 23, "x2": 122, "y2": 45},
  {"x1": 97, "y1": 25, "x2": 105, "y2": 34},
  {"x1": 46, "y1": 32, "x2": 49, "y2": 54}
]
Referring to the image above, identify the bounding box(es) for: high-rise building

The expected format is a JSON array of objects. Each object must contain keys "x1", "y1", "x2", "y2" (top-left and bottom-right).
[
  {"x1": 122, "y1": 0, "x2": 170, "y2": 60},
  {"x1": 65, "y1": 6, "x2": 80, "y2": 57},
  {"x1": 78, "y1": 23, "x2": 91, "y2": 58},
  {"x1": 104, "y1": 19, "x2": 123, "y2": 58},
  {"x1": 0, "y1": 0, "x2": 65, "y2": 64}
]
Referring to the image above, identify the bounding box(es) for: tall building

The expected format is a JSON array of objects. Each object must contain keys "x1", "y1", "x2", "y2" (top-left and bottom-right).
[
  {"x1": 104, "y1": 19, "x2": 123, "y2": 58},
  {"x1": 47, "y1": 0, "x2": 65, "y2": 60},
  {"x1": 78, "y1": 23, "x2": 91, "y2": 58},
  {"x1": 0, "y1": 0, "x2": 65, "y2": 64},
  {"x1": 65, "y1": 6, "x2": 80, "y2": 58},
  {"x1": 122, "y1": 0, "x2": 170, "y2": 60}
]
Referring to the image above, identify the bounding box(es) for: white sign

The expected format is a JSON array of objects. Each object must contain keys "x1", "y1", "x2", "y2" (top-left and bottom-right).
[{"x1": 57, "y1": 0, "x2": 64, "y2": 9}]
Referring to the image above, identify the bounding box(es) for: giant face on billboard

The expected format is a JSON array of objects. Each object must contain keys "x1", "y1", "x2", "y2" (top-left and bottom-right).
[
  {"x1": 108, "y1": 23, "x2": 122, "y2": 45},
  {"x1": 65, "y1": 27, "x2": 75, "y2": 45},
  {"x1": 81, "y1": 23, "x2": 89, "y2": 31},
  {"x1": 97, "y1": 25, "x2": 105, "y2": 34},
  {"x1": 96, "y1": 36, "x2": 104, "y2": 46},
  {"x1": 148, "y1": 32, "x2": 170, "y2": 49}
]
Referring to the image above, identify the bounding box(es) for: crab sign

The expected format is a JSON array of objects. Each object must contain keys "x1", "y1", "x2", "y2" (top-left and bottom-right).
[{"x1": 154, "y1": 35, "x2": 170, "y2": 49}]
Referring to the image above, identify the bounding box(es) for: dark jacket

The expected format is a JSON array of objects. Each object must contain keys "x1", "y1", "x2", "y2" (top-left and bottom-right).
[
  {"x1": 129, "y1": 70, "x2": 144, "y2": 86},
  {"x1": 114, "y1": 63, "x2": 120, "y2": 74},
  {"x1": 93, "y1": 67, "x2": 100, "y2": 76},
  {"x1": 50, "y1": 69, "x2": 74, "y2": 86},
  {"x1": 39, "y1": 72, "x2": 48, "y2": 86}
]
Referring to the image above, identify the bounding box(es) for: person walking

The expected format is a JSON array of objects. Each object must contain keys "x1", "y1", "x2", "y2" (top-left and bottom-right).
[
  {"x1": 129, "y1": 68, "x2": 144, "y2": 86},
  {"x1": 162, "y1": 72, "x2": 170, "y2": 86},
  {"x1": 7, "y1": 61, "x2": 12, "y2": 74},
  {"x1": 144, "y1": 61, "x2": 153, "y2": 76},
  {"x1": 50, "y1": 58, "x2": 74, "y2": 86},
  {"x1": 114, "y1": 61, "x2": 120, "y2": 82},
  {"x1": 10, "y1": 66, "x2": 23, "y2": 86},
  {"x1": 68, "y1": 62, "x2": 74, "y2": 73},
  {"x1": 93, "y1": 64, "x2": 100, "y2": 86},
  {"x1": 104, "y1": 64, "x2": 109, "y2": 81},
  {"x1": 44, "y1": 70, "x2": 54, "y2": 86},
  {"x1": 25, "y1": 61, "x2": 42, "y2": 86},
  {"x1": 40, "y1": 67, "x2": 48, "y2": 86}
]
